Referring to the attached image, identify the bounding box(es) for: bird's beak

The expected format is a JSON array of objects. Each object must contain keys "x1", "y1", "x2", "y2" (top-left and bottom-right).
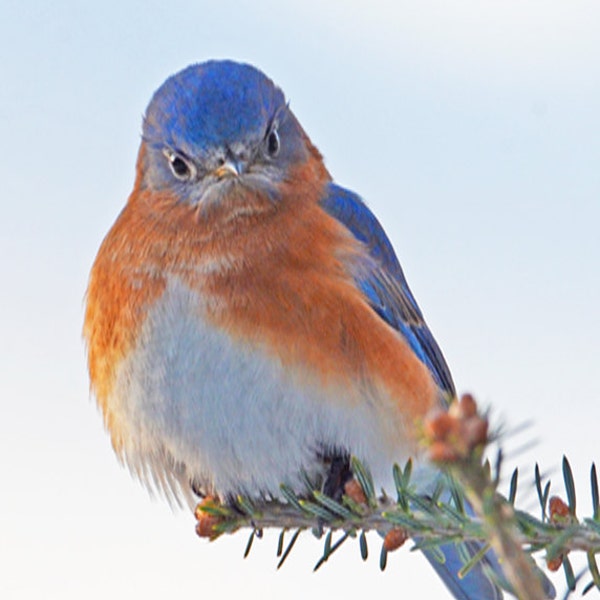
[{"x1": 213, "y1": 160, "x2": 240, "y2": 179}]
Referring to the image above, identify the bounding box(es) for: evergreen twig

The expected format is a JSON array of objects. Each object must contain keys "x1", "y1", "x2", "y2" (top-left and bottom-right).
[{"x1": 194, "y1": 395, "x2": 600, "y2": 598}]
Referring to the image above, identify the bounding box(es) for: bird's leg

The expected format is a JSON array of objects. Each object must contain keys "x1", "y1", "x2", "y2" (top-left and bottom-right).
[{"x1": 321, "y1": 451, "x2": 353, "y2": 502}]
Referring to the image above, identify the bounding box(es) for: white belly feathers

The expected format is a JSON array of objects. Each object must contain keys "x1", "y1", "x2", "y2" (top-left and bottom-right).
[{"x1": 109, "y1": 276, "x2": 412, "y2": 506}]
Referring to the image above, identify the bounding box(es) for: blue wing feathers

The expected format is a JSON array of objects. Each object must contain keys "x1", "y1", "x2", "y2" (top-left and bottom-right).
[
  {"x1": 320, "y1": 183, "x2": 455, "y2": 397},
  {"x1": 319, "y1": 184, "x2": 418, "y2": 306},
  {"x1": 320, "y1": 184, "x2": 556, "y2": 600}
]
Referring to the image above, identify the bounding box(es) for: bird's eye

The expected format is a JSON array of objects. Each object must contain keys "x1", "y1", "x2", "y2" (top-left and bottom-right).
[
  {"x1": 163, "y1": 149, "x2": 196, "y2": 181},
  {"x1": 266, "y1": 129, "x2": 280, "y2": 158}
]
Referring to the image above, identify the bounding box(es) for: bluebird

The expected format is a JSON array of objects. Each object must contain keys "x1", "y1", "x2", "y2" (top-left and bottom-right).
[{"x1": 84, "y1": 60, "x2": 549, "y2": 599}]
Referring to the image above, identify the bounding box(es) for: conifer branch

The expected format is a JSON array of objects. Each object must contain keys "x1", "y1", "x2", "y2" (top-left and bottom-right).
[{"x1": 194, "y1": 395, "x2": 600, "y2": 598}]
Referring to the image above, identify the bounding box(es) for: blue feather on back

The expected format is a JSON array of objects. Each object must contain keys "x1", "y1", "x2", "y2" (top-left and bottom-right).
[{"x1": 320, "y1": 183, "x2": 455, "y2": 399}]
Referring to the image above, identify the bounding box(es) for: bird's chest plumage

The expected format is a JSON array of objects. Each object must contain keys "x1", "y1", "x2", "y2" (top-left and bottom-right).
[
  {"x1": 85, "y1": 185, "x2": 435, "y2": 503},
  {"x1": 110, "y1": 276, "x2": 398, "y2": 503}
]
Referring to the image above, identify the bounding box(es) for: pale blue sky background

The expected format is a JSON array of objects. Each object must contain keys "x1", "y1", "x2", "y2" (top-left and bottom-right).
[{"x1": 1, "y1": 1, "x2": 599, "y2": 598}]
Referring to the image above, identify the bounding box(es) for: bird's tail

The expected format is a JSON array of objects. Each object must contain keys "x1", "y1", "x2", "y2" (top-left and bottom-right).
[
  {"x1": 421, "y1": 541, "x2": 503, "y2": 600},
  {"x1": 420, "y1": 535, "x2": 556, "y2": 600}
]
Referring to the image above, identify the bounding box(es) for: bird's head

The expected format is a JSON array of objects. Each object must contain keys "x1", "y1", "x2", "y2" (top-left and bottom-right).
[{"x1": 138, "y1": 60, "x2": 319, "y2": 209}]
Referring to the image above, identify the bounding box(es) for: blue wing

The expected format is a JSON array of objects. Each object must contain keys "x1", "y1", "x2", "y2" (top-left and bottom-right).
[
  {"x1": 320, "y1": 183, "x2": 455, "y2": 399},
  {"x1": 320, "y1": 184, "x2": 557, "y2": 600}
]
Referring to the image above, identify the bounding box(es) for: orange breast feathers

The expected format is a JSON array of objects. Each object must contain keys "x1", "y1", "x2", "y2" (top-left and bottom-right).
[{"x1": 84, "y1": 148, "x2": 437, "y2": 444}]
